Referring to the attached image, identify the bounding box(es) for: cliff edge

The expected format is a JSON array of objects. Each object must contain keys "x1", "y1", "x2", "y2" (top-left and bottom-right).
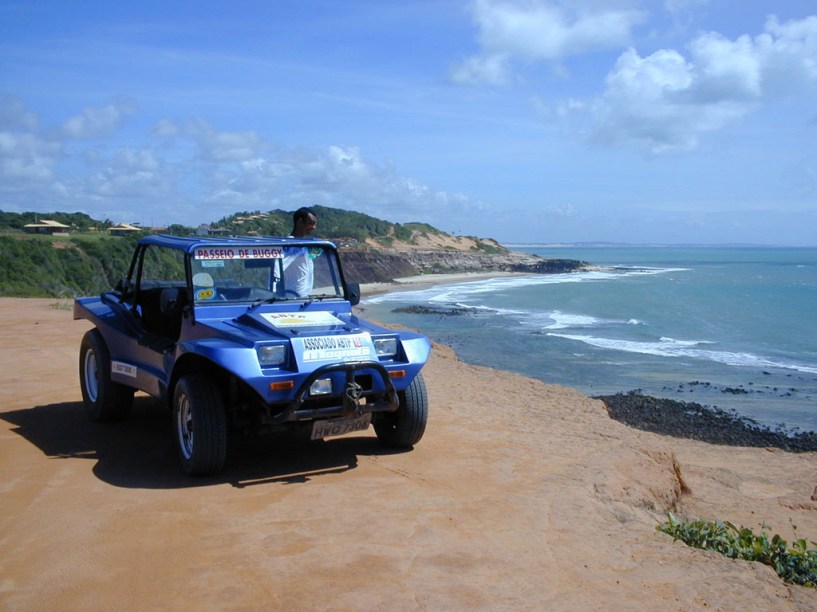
[{"x1": 338, "y1": 236, "x2": 589, "y2": 283}]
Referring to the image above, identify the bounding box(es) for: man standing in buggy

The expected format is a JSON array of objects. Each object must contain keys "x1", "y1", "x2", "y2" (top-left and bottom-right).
[{"x1": 284, "y1": 207, "x2": 318, "y2": 297}]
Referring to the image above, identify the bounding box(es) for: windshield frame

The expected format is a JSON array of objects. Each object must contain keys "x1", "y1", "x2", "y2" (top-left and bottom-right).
[{"x1": 188, "y1": 241, "x2": 345, "y2": 306}]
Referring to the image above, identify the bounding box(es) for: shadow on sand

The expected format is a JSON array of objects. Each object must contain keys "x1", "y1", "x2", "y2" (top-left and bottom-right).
[{"x1": 1, "y1": 396, "x2": 405, "y2": 489}]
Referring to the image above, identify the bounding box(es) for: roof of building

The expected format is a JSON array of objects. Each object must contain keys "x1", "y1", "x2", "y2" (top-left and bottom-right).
[{"x1": 23, "y1": 220, "x2": 70, "y2": 228}]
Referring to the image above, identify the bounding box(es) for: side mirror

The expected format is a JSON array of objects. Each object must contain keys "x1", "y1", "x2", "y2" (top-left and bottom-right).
[
  {"x1": 346, "y1": 282, "x2": 361, "y2": 306},
  {"x1": 160, "y1": 287, "x2": 182, "y2": 316},
  {"x1": 115, "y1": 278, "x2": 134, "y2": 299}
]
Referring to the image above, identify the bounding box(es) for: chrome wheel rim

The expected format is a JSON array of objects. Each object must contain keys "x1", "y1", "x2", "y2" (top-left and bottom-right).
[
  {"x1": 176, "y1": 394, "x2": 194, "y2": 460},
  {"x1": 83, "y1": 349, "x2": 99, "y2": 402}
]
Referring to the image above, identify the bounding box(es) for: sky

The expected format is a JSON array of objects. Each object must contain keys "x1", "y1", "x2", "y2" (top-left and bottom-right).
[{"x1": 1, "y1": 0, "x2": 816, "y2": 245}]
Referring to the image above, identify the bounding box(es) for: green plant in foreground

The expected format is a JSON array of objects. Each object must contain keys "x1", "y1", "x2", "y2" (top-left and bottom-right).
[{"x1": 658, "y1": 513, "x2": 817, "y2": 587}]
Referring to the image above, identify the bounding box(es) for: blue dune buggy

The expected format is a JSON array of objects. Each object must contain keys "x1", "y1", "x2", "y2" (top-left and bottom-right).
[{"x1": 74, "y1": 234, "x2": 431, "y2": 475}]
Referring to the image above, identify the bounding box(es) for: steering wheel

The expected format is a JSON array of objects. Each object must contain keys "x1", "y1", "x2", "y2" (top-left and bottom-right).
[
  {"x1": 284, "y1": 289, "x2": 302, "y2": 298},
  {"x1": 248, "y1": 287, "x2": 276, "y2": 300}
]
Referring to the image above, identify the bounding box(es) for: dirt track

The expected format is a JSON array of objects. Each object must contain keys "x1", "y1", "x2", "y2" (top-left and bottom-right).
[{"x1": 1, "y1": 298, "x2": 816, "y2": 610}]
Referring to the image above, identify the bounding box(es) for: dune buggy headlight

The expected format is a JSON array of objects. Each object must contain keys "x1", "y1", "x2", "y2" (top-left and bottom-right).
[
  {"x1": 257, "y1": 344, "x2": 287, "y2": 367},
  {"x1": 374, "y1": 337, "x2": 398, "y2": 358},
  {"x1": 309, "y1": 378, "x2": 333, "y2": 396}
]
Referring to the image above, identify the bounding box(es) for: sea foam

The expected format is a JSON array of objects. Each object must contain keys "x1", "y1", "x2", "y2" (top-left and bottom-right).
[{"x1": 547, "y1": 332, "x2": 817, "y2": 374}]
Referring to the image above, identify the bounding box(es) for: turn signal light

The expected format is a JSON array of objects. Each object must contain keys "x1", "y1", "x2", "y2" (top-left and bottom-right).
[
  {"x1": 269, "y1": 381, "x2": 295, "y2": 392},
  {"x1": 388, "y1": 370, "x2": 406, "y2": 379}
]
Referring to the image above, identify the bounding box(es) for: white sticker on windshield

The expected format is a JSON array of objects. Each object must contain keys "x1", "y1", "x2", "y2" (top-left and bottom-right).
[{"x1": 193, "y1": 246, "x2": 284, "y2": 260}]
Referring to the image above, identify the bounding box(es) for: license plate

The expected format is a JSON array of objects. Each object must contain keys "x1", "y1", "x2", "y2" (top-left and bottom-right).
[{"x1": 310, "y1": 413, "x2": 372, "y2": 440}]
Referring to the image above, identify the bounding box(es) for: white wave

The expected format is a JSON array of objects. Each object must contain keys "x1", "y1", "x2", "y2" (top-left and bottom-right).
[
  {"x1": 548, "y1": 333, "x2": 817, "y2": 374},
  {"x1": 658, "y1": 336, "x2": 714, "y2": 347},
  {"x1": 364, "y1": 284, "x2": 449, "y2": 304},
  {"x1": 363, "y1": 266, "x2": 684, "y2": 305},
  {"x1": 544, "y1": 310, "x2": 601, "y2": 330},
  {"x1": 454, "y1": 302, "x2": 528, "y2": 316},
  {"x1": 619, "y1": 267, "x2": 689, "y2": 275},
  {"x1": 448, "y1": 302, "x2": 527, "y2": 316}
]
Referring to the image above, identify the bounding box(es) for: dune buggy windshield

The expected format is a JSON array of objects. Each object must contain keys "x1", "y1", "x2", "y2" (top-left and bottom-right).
[{"x1": 190, "y1": 243, "x2": 344, "y2": 305}]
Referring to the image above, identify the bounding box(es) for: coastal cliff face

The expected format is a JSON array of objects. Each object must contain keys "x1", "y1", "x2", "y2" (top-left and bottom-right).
[{"x1": 339, "y1": 247, "x2": 588, "y2": 283}]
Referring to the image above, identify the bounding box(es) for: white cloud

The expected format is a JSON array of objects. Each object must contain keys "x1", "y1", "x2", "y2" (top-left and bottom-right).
[
  {"x1": 0, "y1": 93, "x2": 39, "y2": 131},
  {"x1": 452, "y1": 0, "x2": 645, "y2": 85},
  {"x1": 61, "y1": 96, "x2": 138, "y2": 140},
  {"x1": 451, "y1": 54, "x2": 512, "y2": 86},
  {"x1": 250, "y1": 145, "x2": 483, "y2": 223},
  {"x1": 0, "y1": 132, "x2": 60, "y2": 184},
  {"x1": 1, "y1": 99, "x2": 483, "y2": 226},
  {"x1": 183, "y1": 119, "x2": 271, "y2": 162},
  {"x1": 15, "y1": 104, "x2": 481, "y2": 224},
  {"x1": 0, "y1": 95, "x2": 62, "y2": 192},
  {"x1": 578, "y1": 15, "x2": 817, "y2": 152},
  {"x1": 151, "y1": 119, "x2": 179, "y2": 139},
  {"x1": 85, "y1": 148, "x2": 176, "y2": 200}
]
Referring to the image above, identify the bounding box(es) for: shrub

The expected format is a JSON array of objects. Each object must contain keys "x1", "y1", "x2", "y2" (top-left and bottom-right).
[{"x1": 658, "y1": 512, "x2": 817, "y2": 587}]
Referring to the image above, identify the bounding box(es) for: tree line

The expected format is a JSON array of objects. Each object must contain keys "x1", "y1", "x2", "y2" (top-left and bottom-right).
[{"x1": 0, "y1": 206, "x2": 443, "y2": 244}]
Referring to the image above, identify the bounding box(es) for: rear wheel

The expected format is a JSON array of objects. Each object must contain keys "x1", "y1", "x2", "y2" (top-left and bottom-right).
[
  {"x1": 79, "y1": 329, "x2": 134, "y2": 421},
  {"x1": 173, "y1": 374, "x2": 227, "y2": 475},
  {"x1": 374, "y1": 373, "x2": 428, "y2": 448}
]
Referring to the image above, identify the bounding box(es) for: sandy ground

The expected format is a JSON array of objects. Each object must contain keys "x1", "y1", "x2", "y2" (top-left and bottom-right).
[{"x1": 1, "y1": 297, "x2": 816, "y2": 610}]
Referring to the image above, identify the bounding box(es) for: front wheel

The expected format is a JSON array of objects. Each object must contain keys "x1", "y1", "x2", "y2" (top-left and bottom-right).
[
  {"x1": 79, "y1": 329, "x2": 134, "y2": 422},
  {"x1": 173, "y1": 374, "x2": 227, "y2": 475},
  {"x1": 374, "y1": 373, "x2": 428, "y2": 448}
]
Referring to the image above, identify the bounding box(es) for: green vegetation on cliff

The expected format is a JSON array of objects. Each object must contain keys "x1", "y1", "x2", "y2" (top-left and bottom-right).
[
  {"x1": 0, "y1": 235, "x2": 139, "y2": 297},
  {"x1": 211, "y1": 206, "x2": 449, "y2": 247}
]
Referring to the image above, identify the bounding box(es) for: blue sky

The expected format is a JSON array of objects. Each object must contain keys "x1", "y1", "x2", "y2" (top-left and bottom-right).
[{"x1": 1, "y1": 0, "x2": 815, "y2": 245}]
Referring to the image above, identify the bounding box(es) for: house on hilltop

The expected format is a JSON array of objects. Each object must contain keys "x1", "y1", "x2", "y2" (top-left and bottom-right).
[
  {"x1": 196, "y1": 224, "x2": 232, "y2": 237},
  {"x1": 108, "y1": 223, "x2": 142, "y2": 236},
  {"x1": 23, "y1": 220, "x2": 71, "y2": 235}
]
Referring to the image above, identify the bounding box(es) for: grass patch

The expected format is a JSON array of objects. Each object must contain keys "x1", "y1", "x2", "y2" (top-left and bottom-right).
[{"x1": 658, "y1": 512, "x2": 817, "y2": 587}]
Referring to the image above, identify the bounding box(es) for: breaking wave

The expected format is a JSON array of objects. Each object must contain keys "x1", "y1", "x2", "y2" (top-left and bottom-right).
[
  {"x1": 546, "y1": 333, "x2": 817, "y2": 374},
  {"x1": 364, "y1": 266, "x2": 680, "y2": 306}
]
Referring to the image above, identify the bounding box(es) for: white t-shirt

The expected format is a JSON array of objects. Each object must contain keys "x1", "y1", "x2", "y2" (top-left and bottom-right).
[{"x1": 283, "y1": 244, "x2": 314, "y2": 297}]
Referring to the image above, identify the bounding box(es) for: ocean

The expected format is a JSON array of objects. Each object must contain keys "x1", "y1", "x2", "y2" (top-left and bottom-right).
[{"x1": 360, "y1": 246, "x2": 817, "y2": 433}]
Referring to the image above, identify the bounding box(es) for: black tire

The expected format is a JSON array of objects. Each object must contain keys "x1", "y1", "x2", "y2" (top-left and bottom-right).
[
  {"x1": 173, "y1": 374, "x2": 227, "y2": 475},
  {"x1": 374, "y1": 372, "x2": 428, "y2": 448},
  {"x1": 79, "y1": 329, "x2": 134, "y2": 422}
]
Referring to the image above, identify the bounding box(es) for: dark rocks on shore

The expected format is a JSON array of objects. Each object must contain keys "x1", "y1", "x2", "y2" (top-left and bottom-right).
[
  {"x1": 596, "y1": 391, "x2": 817, "y2": 453},
  {"x1": 392, "y1": 305, "x2": 475, "y2": 317},
  {"x1": 664, "y1": 380, "x2": 807, "y2": 399},
  {"x1": 509, "y1": 258, "x2": 589, "y2": 274}
]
